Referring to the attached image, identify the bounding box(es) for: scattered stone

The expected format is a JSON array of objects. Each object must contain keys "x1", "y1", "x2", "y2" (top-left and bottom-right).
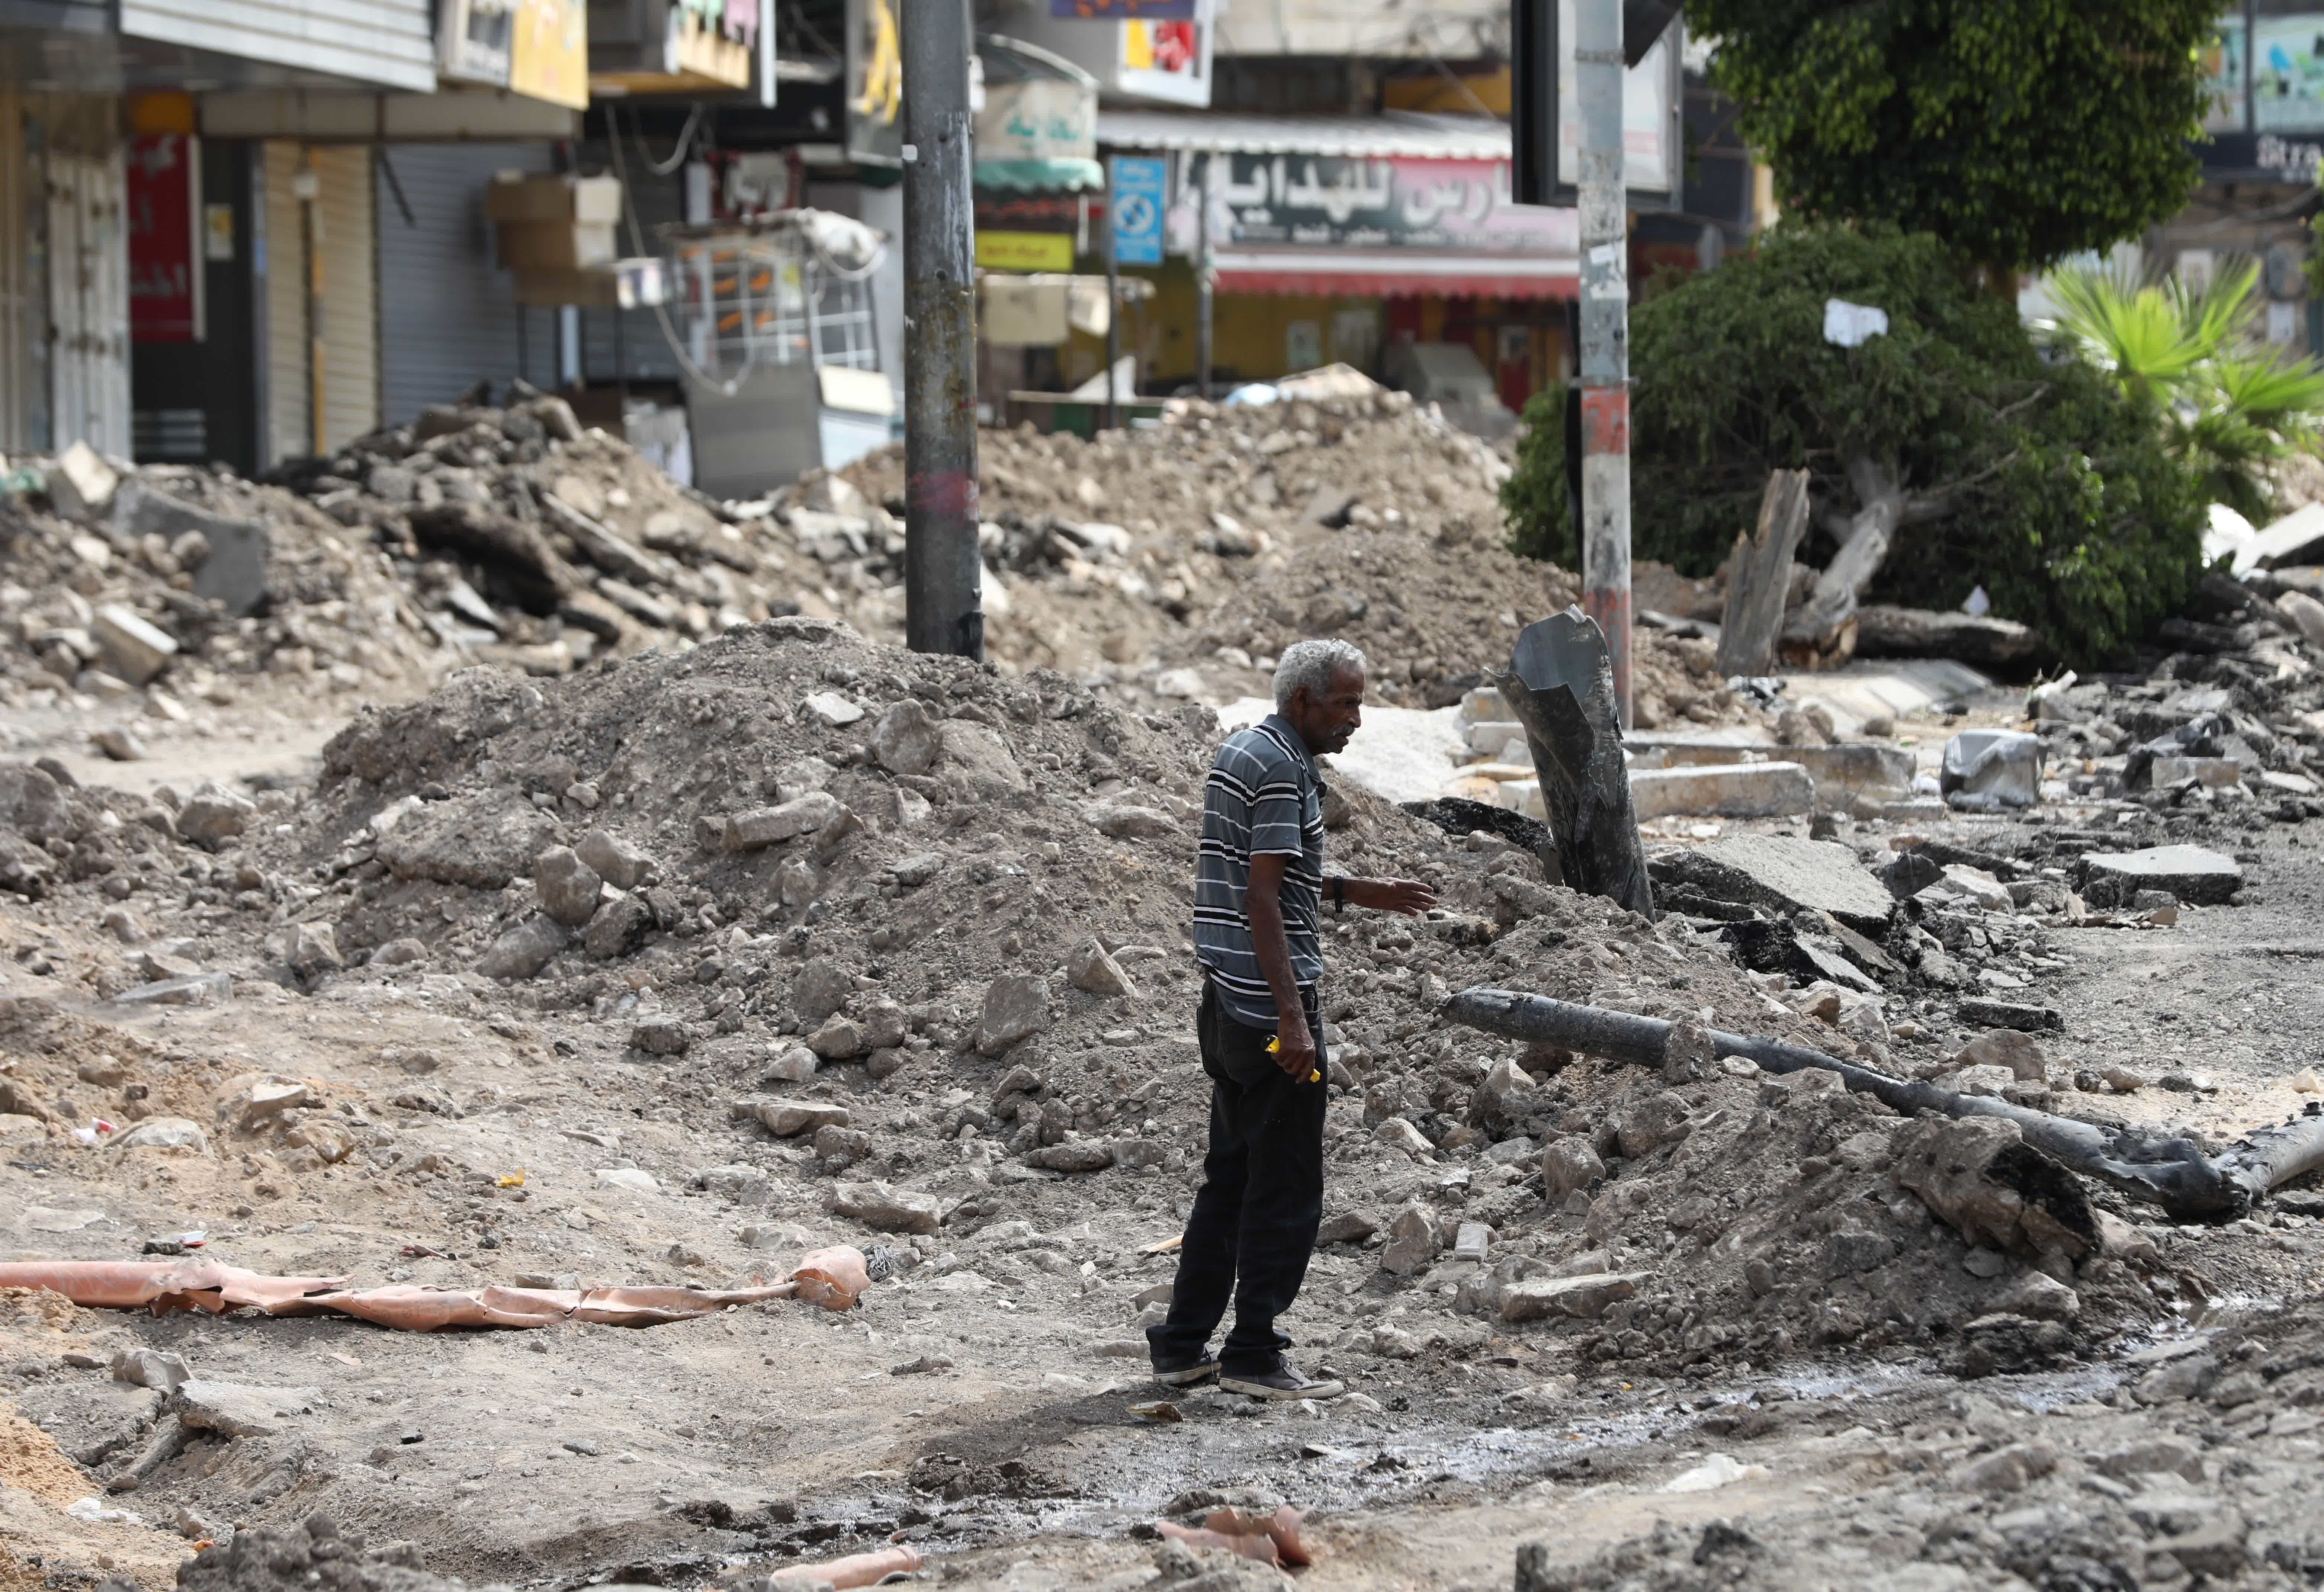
[
  {"x1": 1953, "y1": 998, "x2": 2063, "y2": 1033},
  {"x1": 803, "y1": 690, "x2": 865, "y2": 726},
  {"x1": 1316, "y1": 1211, "x2": 1377, "y2": 1245},
  {"x1": 575, "y1": 828, "x2": 654, "y2": 890},
  {"x1": 92, "y1": 726, "x2": 145, "y2": 761},
  {"x1": 1500, "y1": 1271, "x2": 1646, "y2": 1323},
  {"x1": 534, "y1": 847, "x2": 605, "y2": 927},
  {"x1": 760, "y1": 1044, "x2": 819, "y2": 1084},
  {"x1": 173, "y1": 1380, "x2": 321, "y2": 1438},
  {"x1": 284, "y1": 922, "x2": 342, "y2": 985},
  {"x1": 1993, "y1": 1271, "x2": 2080, "y2": 1320},
  {"x1": 1066, "y1": 938, "x2": 1139, "y2": 998},
  {"x1": 723, "y1": 793, "x2": 842, "y2": 851},
  {"x1": 807, "y1": 1015, "x2": 869, "y2": 1060},
  {"x1": 975, "y1": 974, "x2": 1052, "y2": 1056},
  {"x1": 632, "y1": 1018, "x2": 690, "y2": 1056},
  {"x1": 831, "y1": 1181, "x2": 942, "y2": 1235},
  {"x1": 870, "y1": 699, "x2": 940, "y2": 775},
  {"x1": 90, "y1": 603, "x2": 178, "y2": 685},
  {"x1": 478, "y1": 914, "x2": 567, "y2": 980},
  {"x1": 2080, "y1": 844, "x2": 2243, "y2": 908},
  {"x1": 113, "y1": 1117, "x2": 208, "y2": 1153},
  {"x1": 1951, "y1": 1029, "x2": 2047, "y2": 1082},
  {"x1": 110, "y1": 972, "x2": 232, "y2": 1007},
  {"x1": 1649, "y1": 834, "x2": 1895, "y2": 933},
  {"x1": 1380, "y1": 1204, "x2": 1441, "y2": 1275},
  {"x1": 111, "y1": 1347, "x2": 192, "y2": 1393},
  {"x1": 175, "y1": 781, "x2": 256, "y2": 848},
  {"x1": 741, "y1": 1098, "x2": 851, "y2": 1137},
  {"x1": 1541, "y1": 1135, "x2": 1606, "y2": 1198}
]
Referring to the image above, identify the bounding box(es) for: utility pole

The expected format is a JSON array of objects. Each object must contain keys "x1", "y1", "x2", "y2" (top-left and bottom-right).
[
  {"x1": 1103, "y1": 157, "x2": 1121, "y2": 433},
  {"x1": 1195, "y1": 153, "x2": 1213, "y2": 401},
  {"x1": 1574, "y1": 0, "x2": 1632, "y2": 727},
  {"x1": 900, "y1": 0, "x2": 982, "y2": 659}
]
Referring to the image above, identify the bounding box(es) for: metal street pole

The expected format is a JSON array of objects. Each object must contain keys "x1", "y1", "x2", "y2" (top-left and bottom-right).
[
  {"x1": 1104, "y1": 157, "x2": 1121, "y2": 433},
  {"x1": 1195, "y1": 153, "x2": 1213, "y2": 401},
  {"x1": 901, "y1": 0, "x2": 982, "y2": 659},
  {"x1": 1575, "y1": 0, "x2": 1632, "y2": 727}
]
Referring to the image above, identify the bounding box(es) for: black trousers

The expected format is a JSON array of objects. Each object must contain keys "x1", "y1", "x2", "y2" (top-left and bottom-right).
[{"x1": 1147, "y1": 981, "x2": 1328, "y2": 1376}]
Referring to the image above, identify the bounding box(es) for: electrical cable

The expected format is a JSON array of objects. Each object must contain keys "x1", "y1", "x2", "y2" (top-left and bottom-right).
[{"x1": 637, "y1": 103, "x2": 706, "y2": 177}]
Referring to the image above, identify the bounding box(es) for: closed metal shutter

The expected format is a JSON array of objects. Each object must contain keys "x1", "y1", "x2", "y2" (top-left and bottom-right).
[
  {"x1": 45, "y1": 146, "x2": 131, "y2": 457},
  {"x1": 263, "y1": 141, "x2": 379, "y2": 461},
  {"x1": 374, "y1": 142, "x2": 556, "y2": 424}
]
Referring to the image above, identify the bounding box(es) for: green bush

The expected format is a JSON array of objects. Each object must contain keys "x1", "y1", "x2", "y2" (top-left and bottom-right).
[{"x1": 1501, "y1": 224, "x2": 2206, "y2": 667}]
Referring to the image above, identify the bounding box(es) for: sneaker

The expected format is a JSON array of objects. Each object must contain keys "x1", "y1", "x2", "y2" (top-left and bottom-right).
[
  {"x1": 1151, "y1": 1351, "x2": 1222, "y2": 1387},
  {"x1": 1219, "y1": 1363, "x2": 1345, "y2": 1401}
]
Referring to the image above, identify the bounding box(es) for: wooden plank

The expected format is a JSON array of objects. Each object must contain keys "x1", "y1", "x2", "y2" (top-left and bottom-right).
[{"x1": 1712, "y1": 468, "x2": 1810, "y2": 678}]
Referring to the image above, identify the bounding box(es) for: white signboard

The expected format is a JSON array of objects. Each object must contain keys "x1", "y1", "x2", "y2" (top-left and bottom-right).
[{"x1": 1554, "y1": 0, "x2": 1678, "y2": 193}]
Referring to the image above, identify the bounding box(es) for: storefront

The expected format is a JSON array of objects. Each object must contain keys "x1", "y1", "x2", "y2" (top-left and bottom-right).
[{"x1": 1091, "y1": 110, "x2": 1579, "y2": 409}]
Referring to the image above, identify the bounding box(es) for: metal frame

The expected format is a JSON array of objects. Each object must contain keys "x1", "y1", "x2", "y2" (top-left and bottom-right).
[{"x1": 1510, "y1": 0, "x2": 1683, "y2": 211}]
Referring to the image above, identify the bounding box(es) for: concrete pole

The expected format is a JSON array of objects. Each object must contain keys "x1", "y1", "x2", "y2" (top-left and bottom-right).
[
  {"x1": 900, "y1": 0, "x2": 983, "y2": 659},
  {"x1": 1574, "y1": 0, "x2": 1632, "y2": 727},
  {"x1": 1104, "y1": 157, "x2": 1121, "y2": 433},
  {"x1": 1195, "y1": 153, "x2": 1213, "y2": 401}
]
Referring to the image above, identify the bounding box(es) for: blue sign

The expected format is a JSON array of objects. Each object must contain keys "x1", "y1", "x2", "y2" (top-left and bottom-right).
[{"x1": 1110, "y1": 155, "x2": 1166, "y2": 266}]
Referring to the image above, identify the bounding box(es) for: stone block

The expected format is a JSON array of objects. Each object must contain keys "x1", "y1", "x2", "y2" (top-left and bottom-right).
[
  {"x1": 2079, "y1": 843, "x2": 2242, "y2": 907},
  {"x1": 1648, "y1": 833, "x2": 1894, "y2": 933},
  {"x1": 1629, "y1": 760, "x2": 1815, "y2": 821},
  {"x1": 90, "y1": 603, "x2": 177, "y2": 685},
  {"x1": 723, "y1": 792, "x2": 841, "y2": 851},
  {"x1": 1499, "y1": 1271, "x2": 1646, "y2": 1323},
  {"x1": 48, "y1": 440, "x2": 118, "y2": 520},
  {"x1": 113, "y1": 479, "x2": 268, "y2": 616}
]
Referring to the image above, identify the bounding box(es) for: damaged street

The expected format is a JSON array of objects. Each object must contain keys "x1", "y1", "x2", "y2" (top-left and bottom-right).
[{"x1": 6, "y1": 397, "x2": 2324, "y2": 1592}]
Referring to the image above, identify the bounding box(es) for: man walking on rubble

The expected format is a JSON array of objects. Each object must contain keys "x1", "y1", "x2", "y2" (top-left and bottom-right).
[{"x1": 1149, "y1": 638, "x2": 1437, "y2": 1400}]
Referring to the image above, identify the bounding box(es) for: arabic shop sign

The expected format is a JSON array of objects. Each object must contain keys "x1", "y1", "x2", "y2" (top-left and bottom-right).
[
  {"x1": 1187, "y1": 154, "x2": 1577, "y2": 254},
  {"x1": 975, "y1": 78, "x2": 1097, "y2": 165}
]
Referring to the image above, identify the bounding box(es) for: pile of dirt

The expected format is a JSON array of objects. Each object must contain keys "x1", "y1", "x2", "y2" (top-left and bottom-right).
[
  {"x1": 834, "y1": 391, "x2": 1739, "y2": 724},
  {"x1": 0, "y1": 617, "x2": 2185, "y2": 1411}
]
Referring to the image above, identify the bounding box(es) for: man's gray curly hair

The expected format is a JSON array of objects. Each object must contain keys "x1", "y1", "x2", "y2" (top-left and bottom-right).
[{"x1": 1272, "y1": 638, "x2": 1369, "y2": 713}]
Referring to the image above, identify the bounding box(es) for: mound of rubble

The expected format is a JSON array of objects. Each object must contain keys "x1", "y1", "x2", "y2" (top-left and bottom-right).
[
  {"x1": 0, "y1": 617, "x2": 2199, "y2": 1418},
  {"x1": 835, "y1": 390, "x2": 1737, "y2": 722},
  {"x1": 0, "y1": 447, "x2": 446, "y2": 734}
]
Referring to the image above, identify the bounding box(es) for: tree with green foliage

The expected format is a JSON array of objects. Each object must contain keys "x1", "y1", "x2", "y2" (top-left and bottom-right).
[
  {"x1": 1686, "y1": 0, "x2": 2220, "y2": 272},
  {"x1": 1502, "y1": 226, "x2": 2206, "y2": 667},
  {"x1": 2037, "y1": 260, "x2": 2324, "y2": 526}
]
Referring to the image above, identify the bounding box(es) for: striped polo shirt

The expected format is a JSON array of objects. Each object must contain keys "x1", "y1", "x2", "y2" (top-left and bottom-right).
[{"x1": 1193, "y1": 713, "x2": 1325, "y2": 1028}]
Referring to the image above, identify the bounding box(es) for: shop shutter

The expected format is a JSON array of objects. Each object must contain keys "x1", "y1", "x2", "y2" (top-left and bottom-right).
[
  {"x1": 45, "y1": 148, "x2": 132, "y2": 457},
  {"x1": 375, "y1": 142, "x2": 556, "y2": 422},
  {"x1": 263, "y1": 141, "x2": 380, "y2": 462}
]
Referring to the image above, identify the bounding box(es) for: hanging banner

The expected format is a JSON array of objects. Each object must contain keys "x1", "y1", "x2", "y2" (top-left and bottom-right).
[
  {"x1": 509, "y1": 0, "x2": 587, "y2": 109},
  {"x1": 128, "y1": 133, "x2": 200, "y2": 343}
]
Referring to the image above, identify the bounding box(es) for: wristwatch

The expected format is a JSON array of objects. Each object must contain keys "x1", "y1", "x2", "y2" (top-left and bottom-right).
[{"x1": 1328, "y1": 875, "x2": 1345, "y2": 914}]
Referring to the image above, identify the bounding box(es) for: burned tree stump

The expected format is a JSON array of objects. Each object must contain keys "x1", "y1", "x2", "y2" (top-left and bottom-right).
[
  {"x1": 1713, "y1": 468, "x2": 1811, "y2": 678},
  {"x1": 1491, "y1": 607, "x2": 1654, "y2": 917}
]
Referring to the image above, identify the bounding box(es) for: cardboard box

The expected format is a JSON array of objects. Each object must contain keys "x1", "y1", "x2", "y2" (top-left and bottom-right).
[
  {"x1": 495, "y1": 219, "x2": 617, "y2": 272},
  {"x1": 482, "y1": 173, "x2": 622, "y2": 226}
]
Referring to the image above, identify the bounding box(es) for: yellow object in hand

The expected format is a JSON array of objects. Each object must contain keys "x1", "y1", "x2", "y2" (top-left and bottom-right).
[{"x1": 1264, "y1": 1034, "x2": 1322, "y2": 1082}]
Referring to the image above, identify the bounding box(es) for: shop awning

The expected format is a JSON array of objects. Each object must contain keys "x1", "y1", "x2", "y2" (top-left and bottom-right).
[
  {"x1": 1095, "y1": 109, "x2": 1511, "y2": 161},
  {"x1": 1212, "y1": 249, "x2": 1577, "y2": 299}
]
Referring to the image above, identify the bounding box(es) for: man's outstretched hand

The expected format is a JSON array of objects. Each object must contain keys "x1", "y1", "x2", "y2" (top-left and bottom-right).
[{"x1": 1347, "y1": 877, "x2": 1437, "y2": 915}]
